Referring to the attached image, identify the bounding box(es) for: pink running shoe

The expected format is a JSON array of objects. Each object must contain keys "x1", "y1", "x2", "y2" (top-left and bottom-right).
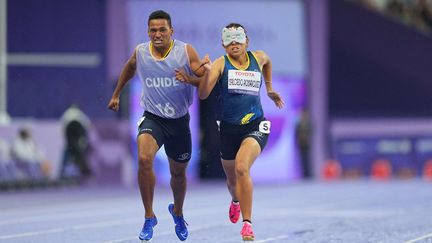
[
  {"x1": 240, "y1": 222, "x2": 255, "y2": 241},
  {"x1": 229, "y1": 201, "x2": 240, "y2": 223}
]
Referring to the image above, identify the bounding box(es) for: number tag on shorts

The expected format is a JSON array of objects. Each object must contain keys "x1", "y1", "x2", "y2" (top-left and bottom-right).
[
  {"x1": 137, "y1": 116, "x2": 145, "y2": 127},
  {"x1": 259, "y1": 120, "x2": 271, "y2": 134}
]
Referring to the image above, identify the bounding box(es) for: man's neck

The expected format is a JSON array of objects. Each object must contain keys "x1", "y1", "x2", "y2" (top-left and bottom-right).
[{"x1": 151, "y1": 40, "x2": 173, "y2": 59}]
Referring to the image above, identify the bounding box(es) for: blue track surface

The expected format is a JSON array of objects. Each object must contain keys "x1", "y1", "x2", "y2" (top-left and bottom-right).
[{"x1": 1, "y1": 180, "x2": 432, "y2": 243}]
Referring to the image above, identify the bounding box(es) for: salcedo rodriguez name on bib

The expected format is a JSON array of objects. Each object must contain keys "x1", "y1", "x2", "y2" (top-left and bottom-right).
[{"x1": 228, "y1": 70, "x2": 261, "y2": 96}]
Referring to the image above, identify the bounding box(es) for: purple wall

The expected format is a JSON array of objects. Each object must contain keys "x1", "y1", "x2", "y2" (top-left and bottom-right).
[
  {"x1": 329, "y1": 0, "x2": 432, "y2": 118},
  {"x1": 7, "y1": 0, "x2": 111, "y2": 118}
]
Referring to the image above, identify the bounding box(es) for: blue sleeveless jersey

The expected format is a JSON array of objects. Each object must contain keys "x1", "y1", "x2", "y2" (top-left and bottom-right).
[
  {"x1": 218, "y1": 51, "x2": 264, "y2": 125},
  {"x1": 135, "y1": 40, "x2": 194, "y2": 118}
]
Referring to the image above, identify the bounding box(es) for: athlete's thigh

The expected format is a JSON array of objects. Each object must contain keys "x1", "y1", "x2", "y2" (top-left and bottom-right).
[
  {"x1": 137, "y1": 115, "x2": 164, "y2": 160},
  {"x1": 137, "y1": 133, "x2": 159, "y2": 161},
  {"x1": 222, "y1": 159, "x2": 236, "y2": 180},
  {"x1": 243, "y1": 119, "x2": 270, "y2": 153},
  {"x1": 164, "y1": 126, "x2": 192, "y2": 163},
  {"x1": 236, "y1": 137, "x2": 261, "y2": 168},
  {"x1": 220, "y1": 131, "x2": 243, "y2": 161}
]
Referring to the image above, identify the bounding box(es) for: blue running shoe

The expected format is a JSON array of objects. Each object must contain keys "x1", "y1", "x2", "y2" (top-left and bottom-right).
[
  {"x1": 168, "y1": 203, "x2": 188, "y2": 241},
  {"x1": 139, "y1": 216, "x2": 157, "y2": 242}
]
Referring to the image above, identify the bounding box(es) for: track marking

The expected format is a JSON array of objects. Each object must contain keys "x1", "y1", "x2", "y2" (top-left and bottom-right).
[
  {"x1": 0, "y1": 228, "x2": 64, "y2": 240},
  {"x1": 405, "y1": 232, "x2": 432, "y2": 243},
  {"x1": 0, "y1": 207, "x2": 223, "y2": 240},
  {"x1": 0, "y1": 218, "x2": 137, "y2": 240}
]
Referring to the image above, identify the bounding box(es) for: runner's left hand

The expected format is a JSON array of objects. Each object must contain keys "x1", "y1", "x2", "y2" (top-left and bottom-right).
[{"x1": 267, "y1": 91, "x2": 284, "y2": 108}]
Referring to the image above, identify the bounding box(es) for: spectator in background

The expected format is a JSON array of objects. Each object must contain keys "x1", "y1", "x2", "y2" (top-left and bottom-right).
[
  {"x1": 353, "y1": 0, "x2": 432, "y2": 34},
  {"x1": 359, "y1": 0, "x2": 377, "y2": 10},
  {"x1": 295, "y1": 108, "x2": 313, "y2": 179},
  {"x1": 0, "y1": 138, "x2": 22, "y2": 182},
  {"x1": 60, "y1": 104, "x2": 92, "y2": 180},
  {"x1": 10, "y1": 128, "x2": 47, "y2": 180},
  {"x1": 413, "y1": 0, "x2": 432, "y2": 32},
  {"x1": 385, "y1": 0, "x2": 411, "y2": 23}
]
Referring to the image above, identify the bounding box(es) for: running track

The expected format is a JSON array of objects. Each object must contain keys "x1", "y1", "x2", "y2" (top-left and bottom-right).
[{"x1": 1, "y1": 180, "x2": 432, "y2": 243}]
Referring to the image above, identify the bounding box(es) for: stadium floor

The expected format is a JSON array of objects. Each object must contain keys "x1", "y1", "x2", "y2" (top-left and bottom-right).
[{"x1": 0, "y1": 179, "x2": 431, "y2": 243}]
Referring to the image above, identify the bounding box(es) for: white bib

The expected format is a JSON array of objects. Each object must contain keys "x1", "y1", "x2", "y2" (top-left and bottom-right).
[{"x1": 227, "y1": 70, "x2": 261, "y2": 96}]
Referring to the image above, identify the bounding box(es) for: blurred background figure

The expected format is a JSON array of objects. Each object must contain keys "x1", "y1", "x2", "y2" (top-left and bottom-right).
[
  {"x1": 10, "y1": 127, "x2": 48, "y2": 180},
  {"x1": 60, "y1": 104, "x2": 92, "y2": 180},
  {"x1": 0, "y1": 138, "x2": 23, "y2": 182},
  {"x1": 412, "y1": 0, "x2": 432, "y2": 32},
  {"x1": 295, "y1": 108, "x2": 312, "y2": 179},
  {"x1": 352, "y1": 0, "x2": 432, "y2": 34}
]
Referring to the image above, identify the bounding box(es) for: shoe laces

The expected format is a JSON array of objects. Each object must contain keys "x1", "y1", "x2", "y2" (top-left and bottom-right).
[
  {"x1": 175, "y1": 215, "x2": 189, "y2": 229},
  {"x1": 241, "y1": 223, "x2": 253, "y2": 235},
  {"x1": 231, "y1": 202, "x2": 240, "y2": 211},
  {"x1": 143, "y1": 218, "x2": 155, "y2": 231}
]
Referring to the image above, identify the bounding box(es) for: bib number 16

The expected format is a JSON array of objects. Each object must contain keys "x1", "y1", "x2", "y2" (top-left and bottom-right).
[{"x1": 155, "y1": 102, "x2": 176, "y2": 117}]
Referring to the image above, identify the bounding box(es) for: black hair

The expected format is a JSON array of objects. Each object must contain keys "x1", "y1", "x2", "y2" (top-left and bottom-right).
[
  {"x1": 148, "y1": 10, "x2": 172, "y2": 28},
  {"x1": 19, "y1": 128, "x2": 30, "y2": 139},
  {"x1": 225, "y1": 23, "x2": 247, "y2": 35}
]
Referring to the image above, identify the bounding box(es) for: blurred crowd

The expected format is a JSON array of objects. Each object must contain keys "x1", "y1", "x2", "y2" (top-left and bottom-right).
[
  {"x1": 0, "y1": 127, "x2": 50, "y2": 185},
  {"x1": 0, "y1": 105, "x2": 93, "y2": 190},
  {"x1": 352, "y1": 0, "x2": 432, "y2": 34}
]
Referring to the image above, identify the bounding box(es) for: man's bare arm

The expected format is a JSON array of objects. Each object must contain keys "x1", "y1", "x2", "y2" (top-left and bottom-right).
[
  {"x1": 108, "y1": 48, "x2": 137, "y2": 111},
  {"x1": 198, "y1": 57, "x2": 224, "y2": 100}
]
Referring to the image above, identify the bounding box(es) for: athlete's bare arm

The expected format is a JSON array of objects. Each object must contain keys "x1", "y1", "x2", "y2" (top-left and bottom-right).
[
  {"x1": 198, "y1": 56, "x2": 224, "y2": 100},
  {"x1": 108, "y1": 48, "x2": 138, "y2": 111},
  {"x1": 253, "y1": 50, "x2": 284, "y2": 109},
  {"x1": 174, "y1": 44, "x2": 208, "y2": 87},
  {"x1": 175, "y1": 51, "x2": 211, "y2": 87}
]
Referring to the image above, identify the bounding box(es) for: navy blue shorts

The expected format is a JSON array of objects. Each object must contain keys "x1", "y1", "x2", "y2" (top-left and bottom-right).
[
  {"x1": 137, "y1": 111, "x2": 191, "y2": 162},
  {"x1": 219, "y1": 117, "x2": 270, "y2": 160}
]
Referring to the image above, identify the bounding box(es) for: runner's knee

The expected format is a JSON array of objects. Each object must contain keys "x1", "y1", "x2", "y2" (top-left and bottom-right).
[
  {"x1": 170, "y1": 167, "x2": 186, "y2": 179},
  {"x1": 235, "y1": 164, "x2": 249, "y2": 178},
  {"x1": 138, "y1": 153, "x2": 153, "y2": 170}
]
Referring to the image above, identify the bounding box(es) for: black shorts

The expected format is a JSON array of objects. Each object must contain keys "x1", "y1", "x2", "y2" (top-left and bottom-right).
[
  {"x1": 137, "y1": 111, "x2": 191, "y2": 162},
  {"x1": 219, "y1": 117, "x2": 270, "y2": 160}
]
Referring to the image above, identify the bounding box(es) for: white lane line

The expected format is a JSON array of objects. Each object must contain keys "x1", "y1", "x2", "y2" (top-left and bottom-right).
[
  {"x1": 0, "y1": 210, "x2": 122, "y2": 226},
  {"x1": 0, "y1": 199, "x2": 137, "y2": 225},
  {"x1": 405, "y1": 232, "x2": 432, "y2": 243},
  {"x1": 0, "y1": 207, "x2": 224, "y2": 240},
  {"x1": 0, "y1": 204, "x2": 218, "y2": 226},
  {"x1": 0, "y1": 228, "x2": 64, "y2": 240},
  {"x1": 0, "y1": 218, "x2": 137, "y2": 240},
  {"x1": 255, "y1": 235, "x2": 290, "y2": 243}
]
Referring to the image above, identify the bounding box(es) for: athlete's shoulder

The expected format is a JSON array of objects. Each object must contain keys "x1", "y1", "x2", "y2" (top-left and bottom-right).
[
  {"x1": 138, "y1": 41, "x2": 151, "y2": 48},
  {"x1": 176, "y1": 40, "x2": 195, "y2": 57},
  {"x1": 213, "y1": 56, "x2": 226, "y2": 70},
  {"x1": 174, "y1": 39, "x2": 187, "y2": 46},
  {"x1": 215, "y1": 56, "x2": 225, "y2": 63},
  {"x1": 251, "y1": 50, "x2": 269, "y2": 65},
  {"x1": 251, "y1": 50, "x2": 266, "y2": 59},
  {"x1": 135, "y1": 42, "x2": 149, "y2": 52}
]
